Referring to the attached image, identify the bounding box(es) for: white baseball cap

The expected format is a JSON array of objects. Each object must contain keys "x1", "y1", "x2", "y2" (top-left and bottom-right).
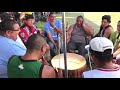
[{"x1": 89, "y1": 37, "x2": 113, "y2": 53}]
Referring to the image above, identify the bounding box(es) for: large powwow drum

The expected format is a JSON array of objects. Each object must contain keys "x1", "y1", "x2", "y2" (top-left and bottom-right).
[{"x1": 51, "y1": 53, "x2": 86, "y2": 78}]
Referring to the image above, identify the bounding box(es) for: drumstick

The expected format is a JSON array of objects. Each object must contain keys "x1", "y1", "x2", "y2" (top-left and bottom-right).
[
  {"x1": 85, "y1": 45, "x2": 92, "y2": 70},
  {"x1": 88, "y1": 49, "x2": 92, "y2": 70},
  {"x1": 58, "y1": 34, "x2": 61, "y2": 69},
  {"x1": 66, "y1": 22, "x2": 68, "y2": 32},
  {"x1": 41, "y1": 55, "x2": 49, "y2": 65},
  {"x1": 55, "y1": 67, "x2": 58, "y2": 72}
]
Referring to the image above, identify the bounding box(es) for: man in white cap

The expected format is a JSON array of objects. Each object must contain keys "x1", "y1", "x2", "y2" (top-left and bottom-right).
[{"x1": 83, "y1": 37, "x2": 120, "y2": 78}]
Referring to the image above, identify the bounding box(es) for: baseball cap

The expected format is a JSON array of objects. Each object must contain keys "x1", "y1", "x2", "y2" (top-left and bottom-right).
[{"x1": 89, "y1": 37, "x2": 113, "y2": 53}]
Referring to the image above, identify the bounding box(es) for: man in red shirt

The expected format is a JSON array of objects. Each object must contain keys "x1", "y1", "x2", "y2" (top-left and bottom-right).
[{"x1": 19, "y1": 14, "x2": 43, "y2": 45}]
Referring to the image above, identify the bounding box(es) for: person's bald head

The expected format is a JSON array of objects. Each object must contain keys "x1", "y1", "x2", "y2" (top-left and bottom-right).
[{"x1": 26, "y1": 34, "x2": 47, "y2": 52}]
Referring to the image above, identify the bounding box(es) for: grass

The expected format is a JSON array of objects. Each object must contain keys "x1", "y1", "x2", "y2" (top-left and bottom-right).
[
  {"x1": 83, "y1": 12, "x2": 120, "y2": 34},
  {"x1": 35, "y1": 21, "x2": 45, "y2": 30}
]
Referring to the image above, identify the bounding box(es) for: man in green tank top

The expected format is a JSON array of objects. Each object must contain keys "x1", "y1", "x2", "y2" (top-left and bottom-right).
[{"x1": 8, "y1": 34, "x2": 56, "y2": 78}]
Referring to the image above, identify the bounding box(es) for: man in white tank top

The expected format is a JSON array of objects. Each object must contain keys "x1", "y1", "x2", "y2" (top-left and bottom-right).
[{"x1": 83, "y1": 37, "x2": 120, "y2": 78}]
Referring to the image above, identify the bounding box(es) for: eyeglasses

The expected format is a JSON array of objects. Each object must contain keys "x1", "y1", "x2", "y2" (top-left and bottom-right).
[{"x1": 10, "y1": 29, "x2": 20, "y2": 31}]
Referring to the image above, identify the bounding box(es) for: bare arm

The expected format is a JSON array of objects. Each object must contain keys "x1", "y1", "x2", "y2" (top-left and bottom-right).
[
  {"x1": 42, "y1": 65, "x2": 56, "y2": 78},
  {"x1": 82, "y1": 22, "x2": 94, "y2": 36},
  {"x1": 103, "y1": 27, "x2": 113, "y2": 38},
  {"x1": 50, "y1": 22, "x2": 62, "y2": 34},
  {"x1": 54, "y1": 26, "x2": 62, "y2": 34},
  {"x1": 66, "y1": 25, "x2": 74, "y2": 43}
]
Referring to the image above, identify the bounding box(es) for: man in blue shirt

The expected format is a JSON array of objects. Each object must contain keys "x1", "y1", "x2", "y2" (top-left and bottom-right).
[
  {"x1": 0, "y1": 19, "x2": 26, "y2": 78},
  {"x1": 44, "y1": 12, "x2": 62, "y2": 58}
]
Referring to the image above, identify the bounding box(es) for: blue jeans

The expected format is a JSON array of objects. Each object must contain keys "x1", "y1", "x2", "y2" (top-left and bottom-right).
[{"x1": 47, "y1": 39, "x2": 63, "y2": 58}]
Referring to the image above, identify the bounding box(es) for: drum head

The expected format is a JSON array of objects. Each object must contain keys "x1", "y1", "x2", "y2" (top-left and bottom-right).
[{"x1": 51, "y1": 53, "x2": 86, "y2": 70}]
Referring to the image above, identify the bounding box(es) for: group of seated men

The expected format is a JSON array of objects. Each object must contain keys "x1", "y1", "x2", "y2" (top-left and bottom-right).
[{"x1": 0, "y1": 12, "x2": 120, "y2": 78}]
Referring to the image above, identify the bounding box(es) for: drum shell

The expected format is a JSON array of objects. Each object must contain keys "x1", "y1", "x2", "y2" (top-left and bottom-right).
[{"x1": 55, "y1": 63, "x2": 87, "y2": 78}]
